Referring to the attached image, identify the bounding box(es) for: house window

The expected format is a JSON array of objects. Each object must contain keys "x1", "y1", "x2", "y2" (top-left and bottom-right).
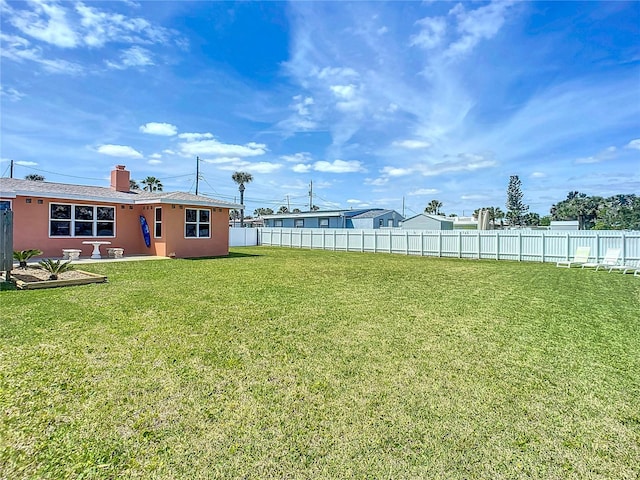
[
  {"x1": 50, "y1": 203, "x2": 115, "y2": 237},
  {"x1": 379, "y1": 219, "x2": 384, "y2": 227},
  {"x1": 185, "y1": 208, "x2": 210, "y2": 238},
  {"x1": 0, "y1": 200, "x2": 11, "y2": 211},
  {"x1": 319, "y1": 218, "x2": 329, "y2": 228},
  {"x1": 294, "y1": 219, "x2": 304, "y2": 228},
  {"x1": 154, "y1": 207, "x2": 162, "y2": 238}
]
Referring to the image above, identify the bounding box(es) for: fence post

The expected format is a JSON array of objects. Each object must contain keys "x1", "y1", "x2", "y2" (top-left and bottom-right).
[
  {"x1": 420, "y1": 231, "x2": 424, "y2": 256},
  {"x1": 477, "y1": 231, "x2": 482, "y2": 259},
  {"x1": 1, "y1": 210, "x2": 13, "y2": 279},
  {"x1": 518, "y1": 231, "x2": 523, "y2": 261},
  {"x1": 496, "y1": 231, "x2": 500, "y2": 260},
  {"x1": 541, "y1": 231, "x2": 545, "y2": 262},
  {"x1": 405, "y1": 231, "x2": 409, "y2": 255}
]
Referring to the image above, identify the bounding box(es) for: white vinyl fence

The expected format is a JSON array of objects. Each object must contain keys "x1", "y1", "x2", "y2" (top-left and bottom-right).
[
  {"x1": 257, "y1": 228, "x2": 640, "y2": 264},
  {"x1": 229, "y1": 227, "x2": 259, "y2": 247}
]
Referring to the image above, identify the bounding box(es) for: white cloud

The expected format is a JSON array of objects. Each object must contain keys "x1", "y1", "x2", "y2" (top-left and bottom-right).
[
  {"x1": 201, "y1": 156, "x2": 242, "y2": 164},
  {"x1": 530, "y1": 172, "x2": 546, "y2": 178},
  {"x1": 461, "y1": 194, "x2": 488, "y2": 200},
  {"x1": 410, "y1": 16, "x2": 446, "y2": 49},
  {"x1": 15, "y1": 160, "x2": 38, "y2": 166},
  {"x1": 381, "y1": 166, "x2": 414, "y2": 177},
  {"x1": 149, "y1": 153, "x2": 162, "y2": 159},
  {"x1": 139, "y1": 122, "x2": 177, "y2": 136},
  {"x1": 330, "y1": 84, "x2": 357, "y2": 99},
  {"x1": 313, "y1": 159, "x2": 365, "y2": 173},
  {"x1": 163, "y1": 149, "x2": 176, "y2": 155},
  {"x1": 7, "y1": 1, "x2": 78, "y2": 48},
  {"x1": 245, "y1": 162, "x2": 284, "y2": 174},
  {"x1": 0, "y1": 33, "x2": 83, "y2": 74},
  {"x1": 625, "y1": 139, "x2": 640, "y2": 150},
  {"x1": 446, "y1": 1, "x2": 515, "y2": 59},
  {"x1": 292, "y1": 163, "x2": 312, "y2": 173},
  {"x1": 97, "y1": 144, "x2": 143, "y2": 158},
  {"x1": 575, "y1": 146, "x2": 617, "y2": 165},
  {"x1": 293, "y1": 95, "x2": 314, "y2": 116},
  {"x1": 147, "y1": 159, "x2": 162, "y2": 165},
  {"x1": 179, "y1": 139, "x2": 267, "y2": 158},
  {"x1": 178, "y1": 132, "x2": 214, "y2": 141},
  {"x1": 315, "y1": 67, "x2": 359, "y2": 80},
  {"x1": 0, "y1": 85, "x2": 24, "y2": 101},
  {"x1": 364, "y1": 177, "x2": 389, "y2": 186},
  {"x1": 4, "y1": 1, "x2": 177, "y2": 50},
  {"x1": 277, "y1": 96, "x2": 317, "y2": 133},
  {"x1": 392, "y1": 139, "x2": 432, "y2": 149},
  {"x1": 409, "y1": 188, "x2": 440, "y2": 196},
  {"x1": 347, "y1": 199, "x2": 362, "y2": 204},
  {"x1": 106, "y1": 46, "x2": 153, "y2": 69},
  {"x1": 417, "y1": 156, "x2": 497, "y2": 176},
  {"x1": 281, "y1": 152, "x2": 312, "y2": 163}
]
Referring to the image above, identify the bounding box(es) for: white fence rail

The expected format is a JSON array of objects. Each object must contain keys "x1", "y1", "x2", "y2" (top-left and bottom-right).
[{"x1": 257, "y1": 228, "x2": 640, "y2": 263}]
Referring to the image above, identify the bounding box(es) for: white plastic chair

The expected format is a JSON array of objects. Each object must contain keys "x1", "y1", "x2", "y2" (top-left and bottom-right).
[
  {"x1": 556, "y1": 246, "x2": 591, "y2": 268},
  {"x1": 581, "y1": 248, "x2": 621, "y2": 271}
]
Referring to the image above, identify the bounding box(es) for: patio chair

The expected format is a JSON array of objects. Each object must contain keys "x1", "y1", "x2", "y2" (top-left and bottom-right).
[
  {"x1": 607, "y1": 259, "x2": 639, "y2": 274},
  {"x1": 581, "y1": 248, "x2": 621, "y2": 271},
  {"x1": 556, "y1": 246, "x2": 591, "y2": 268}
]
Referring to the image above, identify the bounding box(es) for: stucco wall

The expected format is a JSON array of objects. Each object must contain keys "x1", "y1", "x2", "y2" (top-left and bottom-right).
[{"x1": 4, "y1": 196, "x2": 231, "y2": 259}]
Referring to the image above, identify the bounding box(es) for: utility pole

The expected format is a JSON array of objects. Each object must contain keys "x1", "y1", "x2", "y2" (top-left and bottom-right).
[
  {"x1": 402, "y1": 196, "x2": 405, "y2": 218},
  {"x1": 286, "y1": 195, "x2": 290, "y2": 211},
  {"x1": 195, "y1": 156, "x2": 200, "y2": 195},
  {"x1": 309, "y1": 180, "x2": 313, "y2": 210},
  {"x1": 10, "y1": 160, "x2": 14, "y2": 178}
]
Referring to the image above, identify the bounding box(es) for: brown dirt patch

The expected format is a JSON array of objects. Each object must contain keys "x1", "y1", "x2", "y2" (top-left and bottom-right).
[{"x1": 3, "y1": 266, "x2": 97, "y2": 283}]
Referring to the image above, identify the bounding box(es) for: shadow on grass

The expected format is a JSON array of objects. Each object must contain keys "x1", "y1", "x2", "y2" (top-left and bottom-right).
[
  {"x1": 184, "y1": 251, "x2": 262, "y2": 261},
  {"x1": 0, "y1": 280, "x2": 18, "y2": 291}
]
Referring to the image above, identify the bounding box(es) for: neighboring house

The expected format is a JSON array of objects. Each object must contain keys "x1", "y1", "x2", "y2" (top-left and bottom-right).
[
  {"x1": 350, "y1": 209, "x2": 404, "y2": 229},
  {"x1": 0, "y1": 165, "x2": 242, "y2": 259},
  {"x1": 451, "y1": 216, "x2": 479, "y2": 230},
  {"x1": 549, "y1": 220, "x2": 579, "y2": 230},
  {"x1": 262, "y1": 208, "x2": 404, "y2": 229},
  {"x1": 401, "y1": 213, "x2": 454, "y2": 230}
]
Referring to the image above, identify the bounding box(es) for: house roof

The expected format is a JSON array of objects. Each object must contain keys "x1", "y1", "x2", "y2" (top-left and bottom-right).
[
  {"x1": 351, "y1": 209, "x2": 402, "y2": 220},
  {"x1": 261, "y1": 208, "x2": 377, "y2": 220},
  {"x1": 0, "y1": 178, "x2": 242, "y2": 209},
  {"x1": 403, "y1": 213, "x2": 453, "y2": 223}
]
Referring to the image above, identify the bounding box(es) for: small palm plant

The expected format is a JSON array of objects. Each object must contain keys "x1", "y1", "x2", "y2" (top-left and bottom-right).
[
  {"x1": 13, "y1": 249, "x2": 43, "y2": 268},
  {"x1": 38, "y1": 259, "x2": 74, "y2": 280}
]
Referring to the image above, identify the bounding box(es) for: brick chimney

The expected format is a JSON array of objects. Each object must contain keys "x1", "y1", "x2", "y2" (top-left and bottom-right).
[{"x1": 110, "y1": 165, "x2": 130, "y2": 192}]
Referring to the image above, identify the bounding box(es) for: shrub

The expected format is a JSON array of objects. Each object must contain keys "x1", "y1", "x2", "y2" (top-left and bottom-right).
[
  {"x1": 13, "y1": 249, "x2": 43, "y2": 268},
  {"x1": 38, "y1": 259, "x2": 74, "y2": 280}
]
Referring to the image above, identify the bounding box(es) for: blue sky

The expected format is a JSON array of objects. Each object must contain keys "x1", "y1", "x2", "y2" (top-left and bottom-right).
[{"x1": 1, "y1": 1, "x2": 638, "y2": 218}]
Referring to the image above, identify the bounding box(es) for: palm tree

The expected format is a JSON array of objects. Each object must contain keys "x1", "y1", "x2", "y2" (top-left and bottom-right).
[
  {"x1": 130, "y1": 179, "x2": 141, "y2": 190},
  {"x1": 142, "y1": 176, "x2": 163, "y2": 192},
  {"x1": 425, "y1": 199, "x2": 443, "y2": 215},
  {"x1": 25, "y1": 174, "x2": 45, "y2": 181},
  {"x1": 231, "y1": 171, "x2": 253, "y2": 227}
]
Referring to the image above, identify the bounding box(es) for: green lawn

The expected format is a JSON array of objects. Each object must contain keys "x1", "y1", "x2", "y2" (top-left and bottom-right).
[{"x1": 1, "y1": 247, "x2": 639, "y2": 479}]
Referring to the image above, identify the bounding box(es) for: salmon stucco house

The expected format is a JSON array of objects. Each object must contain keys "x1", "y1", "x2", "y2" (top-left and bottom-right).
[{"x1": 0, "y1": 165, "x2": 242, "y2": 259}]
